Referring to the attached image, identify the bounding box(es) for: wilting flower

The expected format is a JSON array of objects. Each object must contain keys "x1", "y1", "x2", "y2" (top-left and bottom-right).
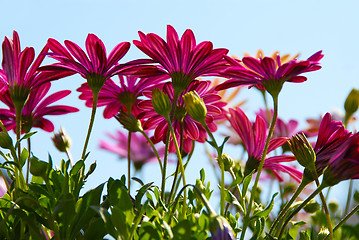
[
  {"x1": 100, "y1": 130, "x2": 165, "y2": 170},
  {"x1": 138, "y1": 80, "x2": 226, "y2": 153},
  {"x1": 1, "y1": 31, "x2": 70, "y2": 110},
  {"x1": 256, "y1": 109, "x2": 299, "y2": 139},
  {"x1": 322, "y1": 132, "x2": 359, "y2": 186},
  {"x1": 133, "y1": 25, "x2": 229, "y2": 95},
  {"x1": 0, "y1": 82, "x2": 79, "y2": 133},
  {"x1": 216, "y1": 51, "x2": 323, "y2": 96},
  {"x1": 77, "y1": 75, "x2": 168, "y2": 118},
  {"x1": 227, "y1": 107, "x2": 302, "y2": 182}
]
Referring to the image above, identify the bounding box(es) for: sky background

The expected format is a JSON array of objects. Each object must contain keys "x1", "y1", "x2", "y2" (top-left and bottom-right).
[{"x1": 1, "y1": 0, "x2": 359, "y2": 209}]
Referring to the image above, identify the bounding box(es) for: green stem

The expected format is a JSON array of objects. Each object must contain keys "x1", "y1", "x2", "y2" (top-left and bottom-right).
[
  {"x1": 127, "y1": 132, "x2": 132, "y2": 193},
  {"x1": 240, "y1": 94, "x2": 279, "y2": 240},
  {"x1": 203, "y1": 125, "x2": 225, "y2": 216},
  {"x1": 315, "y1": 178, "x2": 334, "y2": 240},
  {"x1": 344, "y1": 179, "x2": 354, "y2": 216},
  {"x1": 229, "y1": 169, "x2": 245, "y2": 214},
  {"x1": 166, "y1": 117, "x2": 187, "y2": 219},
  {"x1": 14, "y1": 106, "x2": 26, "y2": 190},
  {"x1": 81, "y1": 91, "x2": 99, "y2": 160},
  {"x1": 270, "y1": 179, "x2": 308, "y2": 236},
  {"x1": 277, "y1": 183, "x2": 327, "y2": 239},
  {"x1": 160, "y1": 131, "x2": 170, "y2": 201},
  {"x1": 324, "y1": 203, "x2": 359, "y2": 240},
  {"x1": 140, "y1": 130, "x2": 163, "y2": 173},
  {"x1": 26, "y1": 138, "x2": 31, "y2": 184}
]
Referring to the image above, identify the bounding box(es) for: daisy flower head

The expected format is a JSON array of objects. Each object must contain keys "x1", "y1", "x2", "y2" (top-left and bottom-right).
[
  {"x1": 138, "y1": 80, "x2": 226, "y2": 153},
  {"x1": 0, "y1": 82, "x2": 79, "y2": 133},
  {"x1": 1, "y1": 31, "x2": 70, "y2": 110},
  {"x1": 216, "y1": 51, "x2": 323, "y2": 97},
  {"x1": 100, "y1": 129, "x2": 165, "y2": 171},
  {"x1": 227, "y1": 107, "x2": 302, "y2": 182},
  {"x1": 77, "y1": 74, "x2": 169, "y2": 119},
  {"x1": 133, "y1": 25, "x2": 229, "y2": 96},
  {"x1": 45, "y1": 34, "x2": 135, "y2": 93}
]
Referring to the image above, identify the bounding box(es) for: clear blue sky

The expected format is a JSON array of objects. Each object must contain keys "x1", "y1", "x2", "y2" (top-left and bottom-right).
[{"x1": 1, "y1": 0, "x2": 359, "y2": 205}]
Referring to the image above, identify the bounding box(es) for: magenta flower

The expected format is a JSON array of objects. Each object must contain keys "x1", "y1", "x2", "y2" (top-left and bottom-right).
[
  {"x1": 138, "y1": 80, "x2": 226, "y2": 153},
  {"x1": 312, "y1": 113, "x2": 352, "y2": 175},
  {"x1": 133, "y1": 25, "x2": 229, "y2": 95},
  {"x1": 1, "y1": 31, "x2": 71, "y2": 108},
  {"x1": 227, "y1": 107, "x2": 302, "y2": 182},
  {"x1": 216, "y1": 51, "x2": 323, "y2": 96},
  {"x1": 256, "y1": 108, "x2": 299, "y2": 139},
  {"x1": 77, "y1": 74, "x2": 168, "y2": 118},
  {"x1": 100, "y1": 130, "x2": 165, "y2": 171},
  {"x1": 0, "y1": 82, "x2": 79, "y2": 133},
  {"x1": 323, "y1": 132, "x2": 359, "y2": 186},
  {"x1": 44, "y1": 34, "x2": 154, "y2": 93}
]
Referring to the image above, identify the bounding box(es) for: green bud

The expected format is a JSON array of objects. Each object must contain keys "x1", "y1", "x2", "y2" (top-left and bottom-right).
[
  {"x1": 217, "y1": 153, "x2": 234, "y2": 172},
  {"x1": 51, "y1": 128, "x2": 71, "y2": 152},
  {"x1": 303, "y1": 199, "x2": 320, "y2": 213},
  {"x1": 344, "y1": 88, "x2": 359, "y2": 124},
  {"x1": 0, "y1": 132, "x2": 13, "y2": 149},
  {"x1": 115, "y1": 110, "x2": 143, "y2": 132},
  {"x1": 288, "y1": 133, "x2": 316, "y2": 173},
  {"x1": 183, "y1": 91, "x2": 207, "y2": 124},
  {"x1": 152, "y1": 88, "x2": 172, "y2": 118},
  {"x1": 328, "y1": 201, "x2": 339, "y2": 213},
  {"x1": 195, "y1": 179, "x2": 206, "y2": 193}
]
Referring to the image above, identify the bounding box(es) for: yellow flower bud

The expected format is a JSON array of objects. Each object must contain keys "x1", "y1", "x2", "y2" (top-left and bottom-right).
[{"x1": 183, "y1": 91, "x2": 207, "y2": 124}]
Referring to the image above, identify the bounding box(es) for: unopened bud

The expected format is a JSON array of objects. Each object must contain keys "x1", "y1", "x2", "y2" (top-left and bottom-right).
[
  {"x1": 115, "y1": 111, "x2": 143, "y2": 132},
  {"x1": 288, "y1": 133, "x2": 316, "y2": 173},
  {"x1": 303, "y1": 199, "x2": 320, "y2": 213},
  {"x1": 344, "y1": 88, "x2": 359, "y2": 124},
  {"x1": 210, "y1": 215, "x2": 235, "y2": 240},
  {"x1": 51, "y1": 128, "x2": 71, "y2": 152},
  {"x1": 217, "y1": 153, "x2": 234, "y2": 172},
  {"x1": 183, "y1": 91, "x2": 207, "y2": 124},
  {"x1": 152, "y1": 88, "x2": 172, "y2": 118}
]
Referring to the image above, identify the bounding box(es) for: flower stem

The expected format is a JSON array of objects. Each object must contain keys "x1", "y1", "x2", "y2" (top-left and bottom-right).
[
  {"x1": 81, "y1": 91, "x2": 99, "y2": 160},
  {"x1": 127, "y1": 131, "x2": 132, "y2": 193},
  {"x1": 166, "y1": 117, "x2": 187, "y2": 219},
  {"x1": 270, "y1": 179, "x2": 308, "y2": 236},
  {"x1": 344, "y1": 179, "x2": 354, "y2": 215},
  {"x1": 203, "y1": 125, "x2": 226, "y2": 216},
  {"x1": 324, "y1": 203, "x2": 359, "y2": 240},
  {"x1": 26, "y1": 138, "x2": 31, "y2": 184},
  {"x1": 315, "y1": 178, "x2": 334, "y2": 240},
  {"x1": 240, "y1": 94, "x2": 279, "y2": 240},
  {"x1": 277, "y1": 183, "x2": 327, "y2": 239}
]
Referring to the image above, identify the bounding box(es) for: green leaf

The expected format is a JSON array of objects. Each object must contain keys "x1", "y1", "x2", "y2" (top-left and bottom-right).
[
  {"x1": 172, "y1": 220, "x2": 192, "y2": 240},
  {"x1": 30, "y1": 157, "x2": 48, "y2": 177},
  {"x1": 108, "y1": 179, "x2": 132, "y2": 208},
  {"x1": 224, "y1": 188, "x2": 244, "y2": 213},
  {"x1": 135, "y1": 182, "x2": 154, "y2": 210},
  {"x1": 90, "y1": 206, "x2": 120, "y2": 240},
  {"x1": 354, "y1": 190, "x2": 359, "y2": 204},
  {"x1": 200, "y1": 168, "x2": 205, "y2": 182},
  {"x1": 0, "y1": 132, "x2": 13, "y2": 149},
  {"x1": 242, "y1": 171, "x2": 254, "y2": 196},
  {"x1": 251, "y1": 192, "x2": 278, "y2": 220},
  {"x1": 139, "y1": 221, "x2": 162, "y2": 240},
  {"x1": 132, "y1": 177, "x2": 144, "y2": 186},
  {"x1": 70, "y1": 160, "x2": 84, "y2": 176},
  {"x1": 19, "y1": 148, "x2": 29, "y2": 168}
]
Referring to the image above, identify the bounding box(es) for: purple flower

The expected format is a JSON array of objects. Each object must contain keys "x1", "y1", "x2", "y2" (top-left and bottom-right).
[
  {"x1": 77, "y1": 75, "x2": 168, "y2": 118},
  {"x1": 227, "y1": 107, "x2": 303, "y2": 182},
  {"x1": 0, "y1": 82, "x2": 79, "y2": 133},
  {"x1": 99, "y1": 130, "x2": 165, "y2": 170}
]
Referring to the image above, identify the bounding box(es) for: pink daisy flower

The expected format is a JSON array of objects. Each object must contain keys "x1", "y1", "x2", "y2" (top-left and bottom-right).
[
  {"x1": 312, "y1": 113, "x2": 352, "y2": 175},
  {"x1": 0, "y1": 82, "x2": 79, "y2": 133},
  {"x1": 77, "y1": 74, "x2": 168, "y2": 119},
  {"x1": 323, "y1": 132, "x2": 359, "y2": 186},
  {"x1": 138, "y1": 80, "x2": 226, "y2": 153},
  {"x1": 216, "y1": 51, "x2": 323, "y2": 96},
  {"x1": 1, "y1": 31, "x2": 71, "y2": 107},
  {"x1": 100, "y1": 130, "x2": 166, "y2": 171},
  {"x1": 133, "y1": 25, "x2": 229, "y2": 95},
  {"x1": 227, "y1": 107, "x2": 302, "y2": 182},
  {"x1": 256, "y1": 108, "x2": 299, "y2": 139}
]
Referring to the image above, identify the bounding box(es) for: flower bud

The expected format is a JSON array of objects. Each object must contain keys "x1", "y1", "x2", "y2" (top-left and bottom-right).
[
  {"x1": 344, "y1": 88, "x2": 359, "y2": 124},
  {"x1": 217, "y1": 153, "x2": 234, "y2": 172},
  {"x1": 318, "y1": 227, "x2": 330, "y2": 240},
  {"x1": 303, "y1": 199, "x2": 320, "y2": 213},
  {"x1": 51, "y1": 128, "x2": 71, "y2": 153},
  {"x1": 288, "y1": 133, "x2": 316, "y2": 173},
  {"x1": 209, "y1": 215, "x2": 235, "y2": 240},
  {"x1": 115, "y1": 110, "x2": 143, "y2": 132},
  {"x1": 151, "y1": 88, "x2": 172, "y2": 118},
  {"x1": 183, "y1": 91, "x2": 207, "y2": 124}
]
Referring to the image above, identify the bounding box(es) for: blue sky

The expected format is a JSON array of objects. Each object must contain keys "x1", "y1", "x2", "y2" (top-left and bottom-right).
[{"x1": 1, "y1": 0, "x2": 359, "y2": 205}]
